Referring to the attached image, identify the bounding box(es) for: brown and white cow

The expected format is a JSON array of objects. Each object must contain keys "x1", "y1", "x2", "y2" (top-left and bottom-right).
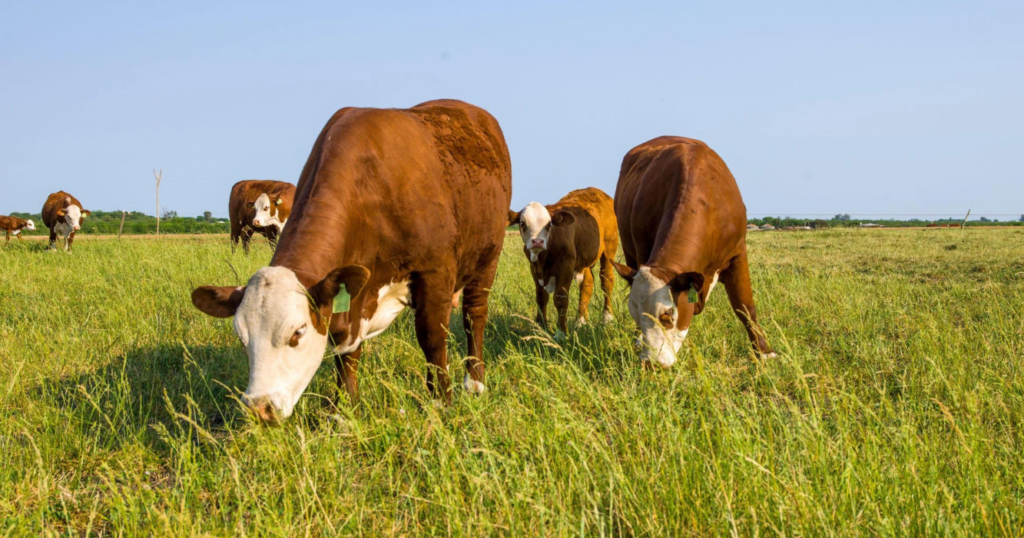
[
  {"x1": 0, "y1": 215, "x2": 36, "y2": 241},
  {"x1": 41, "y1": 191, "x2": 91, "y2": 253},
  {"x1": 191, "y1": 100, "x2": 512, "y2": 422},
  {"x1": 507, "y1": 187, "x2": 619, "y2": 335},
  {"x1": 228, "y1": 180, "x2": 296, "y2": 253},
  {"x1": 613, "y1": 136, "x2": 775, "y2": 367}
]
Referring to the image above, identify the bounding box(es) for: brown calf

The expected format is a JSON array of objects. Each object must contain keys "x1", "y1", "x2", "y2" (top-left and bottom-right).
[
  {"x1": 508, "y1": 187, "x2": 618, "y2": 334},
  {"x1": 41, "y1": 191, "x2": 91, "y2": 253},
  {"x1": 228, "y1": 180, "x2": 296, "y2": 253},
  {"x1": 613, "y1": 136, "x2": 775, "y2": 367},
  {"x1": 0, "y1": 215, "x2": 36, "y2": 241}
]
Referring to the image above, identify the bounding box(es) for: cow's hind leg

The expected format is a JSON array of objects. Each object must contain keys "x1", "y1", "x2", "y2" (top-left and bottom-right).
[
  {"x1": 461, "y1": 272, "x2": 495, "y2": 395},
  {"x1": 599, "y1": 252, "x2": 615, "y2": 322},
  {"x1": 333, "y1": 346, "x2": 362, "y2": 405},
  {"x1": 413, "y1": 272, "x2": 456, "y2": 405},
  {"x1": 576, "y1": 267, "x2": 594, "y2": 325},
  {"x1": 720, "y1": 249, "x2": 775, "y2": 358}
]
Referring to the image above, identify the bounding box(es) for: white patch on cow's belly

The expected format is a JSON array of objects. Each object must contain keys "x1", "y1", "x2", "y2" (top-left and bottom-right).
[
  {"x1": 545, "y1": 277, "x2": 556, "y2": 294},
  {"x1": 12, "y1": 230, "x2": 19, "y2": 236},
  {"x1": 332, "y1": 280, "x2": 411, "y2": 355}
]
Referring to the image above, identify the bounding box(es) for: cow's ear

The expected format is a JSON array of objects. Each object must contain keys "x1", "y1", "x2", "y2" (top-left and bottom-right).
[
  {"x1": 81, "y1": 210, "x2": 91, "y2": 218},
  {"x1": 192, "y1": 286, "x2": 245, "y2": 318},
  {"x1": 550, "y1": 210, "x2": 575, "y2": 227},
  {"x1": 309, "y1": 265, "x2": 371, "y2": 309},
  {"x1": 56, "y1": 209, "x2": 66, "y2": 217},
  {"x1": 668, "y1": 272, "x2": 706, "y2": 297},
  {"x1": 506, "y1": 210, "x2": 521, "y2": 227},
  {"x1": 611, "y1": 261, "x2": 637, "y2": 282}
]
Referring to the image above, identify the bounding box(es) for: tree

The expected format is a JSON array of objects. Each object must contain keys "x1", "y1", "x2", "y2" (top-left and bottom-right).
[
  {"x1": 979, "y1": 216, "x2": 990, "y2": 222},
  {"x1": 1019, "y1": 214, "x2": 1024, "y2": 223},
  {"x1": 162, "y1": 209, "x2": 178, "y2": 219},
  {"x1": 204, "y1": 211, "x2": 213, "y2": 222},
  {"x1": 833, "y1": 214, "x2": 851, "y2": 221}
]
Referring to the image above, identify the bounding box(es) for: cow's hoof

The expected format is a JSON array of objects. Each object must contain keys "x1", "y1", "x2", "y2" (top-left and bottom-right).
[
  {"x1": 463, "y1": 374, "x2": 486, "y2": 395},
  {"x1": 602, "y1": 311, "x2": 614, "y2": 323},
  {"x1": 575, "y1": 316, "x2": 587, "y2": 327},
  {"x1": 761, "y1": 351, "x2": 778, "y2": 360},
  {"x1": 553, "y1": 330, "x2": 567, "y2": 343}
]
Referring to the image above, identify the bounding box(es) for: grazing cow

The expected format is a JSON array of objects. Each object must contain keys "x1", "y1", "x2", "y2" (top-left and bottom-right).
[
  {"x1": 191, "y1": 100, "x2": 512, "y2": 422},
  {"x1": 228, "y1": 180, "x2": 296, "y2": 253},
  {"x1": 613, "y1": 136, "x2": 775, "y2": 367},
  {"x1": 41, "y1": 192, "x2": 91, "y2": 253},
  {"x1": 507, "y1": 188, "x2": 618, "y2": 334},
  {"x1": 0, "y1": 215, "x2": 36, "y2": 241}
]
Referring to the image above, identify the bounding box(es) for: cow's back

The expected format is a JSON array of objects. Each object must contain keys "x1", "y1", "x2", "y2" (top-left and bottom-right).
[
  {"x1": 615, "y1": 136, "x2": 747, "y2": 272},
  {"x1": 273, "y1": 100, "x2": 512, "y2": 287}
]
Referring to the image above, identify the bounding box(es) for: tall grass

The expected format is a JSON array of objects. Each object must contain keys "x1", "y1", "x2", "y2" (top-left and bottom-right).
[{"x1": 0, "y1": 229, "x2": 1022, "y2": 536}]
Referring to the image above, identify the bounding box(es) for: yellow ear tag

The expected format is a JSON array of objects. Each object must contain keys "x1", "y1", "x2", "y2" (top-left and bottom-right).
[
  {"x1": 332, "y1": 284, "x2": 350, "y2": 314},
  {"x1": 275, "y1": 199, "x2": 283, "y2": 205}
]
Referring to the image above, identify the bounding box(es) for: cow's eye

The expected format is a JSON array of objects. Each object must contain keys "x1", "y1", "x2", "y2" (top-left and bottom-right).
[
  {"x1": 658, "y1": 308, "x2": 675, "y2": 329},
  {"x1": 289, "y1": 325, "x2": 307, "y2": 347}
]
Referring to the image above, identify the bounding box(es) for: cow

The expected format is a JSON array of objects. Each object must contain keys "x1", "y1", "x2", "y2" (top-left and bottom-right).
[
  {"x1": 0, "y1": 215, "x2": 36, "y2": 241},
  {"x1": 507, "y1": 187, "x2": 618, "y2": 335},
  {"x1": 228, "y1": 180, "x2": 296, "y2": 253},
  {"x1": 612, "y1": 136, "x2": 775, "y2": 368},
  {"x1": 41, "y1": 192, "x2": 91, "y2": 253},
  {"x1": 191, "y1": 100, "x2": 512, "y2": 422}
]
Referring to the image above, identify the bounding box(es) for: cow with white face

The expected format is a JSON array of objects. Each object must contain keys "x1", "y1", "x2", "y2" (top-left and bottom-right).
[
  {"x1": 515, "y1": 201, "x2": 564, "y2": 262},
  {"x1": 0, "y1": 215, "x2": 36, "y2": 241},
  {"x1": 193, "y1": 99, "x2": 512, "y2": 423},
  {"x1": 228, "y1": 180, "x2": 296, "y2": 254},
  {"x1": 41, "y1": 191, "x2": 91, "y2": 253},
  {"x1": 614, "y1": 136, "x2": 776, "y2": 368}
]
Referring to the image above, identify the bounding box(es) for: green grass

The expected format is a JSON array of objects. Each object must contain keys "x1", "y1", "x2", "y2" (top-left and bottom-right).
[{"x1": 1, "y1": 229, "x2": 1023, "y2": 536}]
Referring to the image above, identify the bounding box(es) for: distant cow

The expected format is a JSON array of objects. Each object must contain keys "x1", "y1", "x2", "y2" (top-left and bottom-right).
[
  {"x1": 191, "y1": 100, "x2": 512, "y2": 422},
  {"x1": 228, "y1": 180, "x2": 296, "y2": 253},
  {"x1": 507, "y1": 187, "x2": 618, "y2": 334},
  {"x1": 41, "y1": 191, "x2": 91, "y2": 253},
  {"x1": 0, "y1": 215, "x2": 36, "y2": 241},
  {"x1": 613, "y1": 136, "x2": 775, "y2": 367}
]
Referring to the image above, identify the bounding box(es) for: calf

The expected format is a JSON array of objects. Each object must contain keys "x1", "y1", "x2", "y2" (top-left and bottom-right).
[
  {"x1": 191, "y1": 100, "x2": 512, "y2": 422},
  {"x1": 228, "y1": 180, "x2": 296, "y2": 253},
  {"x1": 508, "y1": 187, "x2": 618, "y2": 335},
  {"x1": 41, "y1": 192, "x2": 91, "y2": 253},
  {"x1": 0, "y1": 215, "x2": 36, "y2": 241},
  {"x1": 613, "y1": 136, "x2": 775, "y2": 367}
]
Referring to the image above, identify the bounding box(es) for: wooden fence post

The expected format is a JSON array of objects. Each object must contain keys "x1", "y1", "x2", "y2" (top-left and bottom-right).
[{"x1": 118, "y1": 210, "x2": 127, "y2": 239}]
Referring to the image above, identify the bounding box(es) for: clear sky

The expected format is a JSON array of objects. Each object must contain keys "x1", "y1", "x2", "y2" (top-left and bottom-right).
[{"x1": 2, "y1": 1, "x2": 1022, "y2": 219}]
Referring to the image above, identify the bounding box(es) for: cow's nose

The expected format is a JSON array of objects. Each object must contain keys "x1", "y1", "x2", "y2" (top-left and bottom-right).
[
  {"x1": 252, "y1": 219, "x2": 262, "y2": 226},
  {"x1": 247, "y1": 397, "x2": 280, "y2": 425},
  {"x1": 530, "y1": 238, "x2": 544, "y2": 248},
  {"x1": 73, "y1": 225, "x2": 81, "y2": 231}
]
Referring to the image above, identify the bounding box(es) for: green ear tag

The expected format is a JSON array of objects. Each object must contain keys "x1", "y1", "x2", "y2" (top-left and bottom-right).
[
  {"x1": 332, "y1": 284, "x2": 351, "y2": 314},
  {"x1": 687, "y1": 284, "x2": 698, "y2": 304}
]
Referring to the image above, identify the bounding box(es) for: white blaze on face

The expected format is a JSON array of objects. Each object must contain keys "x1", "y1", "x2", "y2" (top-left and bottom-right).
[
  {"x1": 25, "y1": 220, "x2": 36, "y2": 232},
  {"x1": 55, "y1": 205, "x2": 84, "y2": 238},
  {"x1": 517, "y1": 202, "x2": 552, "y2": 262},
  {"x1": 627, "y1": 267, "x2": 689, "y2": 368},
  {"x1": 232, "y1": 266, "x2": 329, "y2": 420},
  {"x1": 333, "y1": 280, "x2": 412, "y2": 355},
  {"x1": 252, "y1": 193, "x2": 286, "y2": 231}
]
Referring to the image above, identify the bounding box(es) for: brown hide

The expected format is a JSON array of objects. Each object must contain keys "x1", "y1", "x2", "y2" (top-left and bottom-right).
[
  {"x1": 271, "y1": 99, "x2": 513, "y2": 402},
  {"x1": 41, "y1": 191, "x2": 90, "y2": 252},
  {"x1": 512, "y1": 187, "x2": 618, "y2": 332},
  {"x1": 614, "y1": 136, "x2": 774, "y2": 355},
  {"x1": 228, "y1": 180, "x2": 296, "y2": 252},
  {"x1": 0, "y1": 215, "x2": 31, "y2": 240}
]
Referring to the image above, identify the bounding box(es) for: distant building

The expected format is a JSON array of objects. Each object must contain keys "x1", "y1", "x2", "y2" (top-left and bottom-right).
[
  {"x1": 747, "y1": 223, "x2": 760, "y2": 231},
  {"x1": 859, "y1": 223, "x2": 884, "y2": 228},
  {"x1": 760, "y1": 223, "x2": 775, "y2": 230}
]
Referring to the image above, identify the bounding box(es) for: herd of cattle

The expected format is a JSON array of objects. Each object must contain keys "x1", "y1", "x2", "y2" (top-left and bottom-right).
[{"x1": 5, "y1": 99, "x2": 776, "y2": 423}]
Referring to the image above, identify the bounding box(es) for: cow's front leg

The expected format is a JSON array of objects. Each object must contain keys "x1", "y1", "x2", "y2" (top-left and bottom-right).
[
  {"x1": 412, "y1": 273, "x2": 456, "y2": 405},
  {"x1": 534, "y1": 280, "x2": 550, "y2": 328},
  {"x1": 47, "y1": 230, "x2": 57, "y2": 251},
  {"x1": 553, "y1": 275, "x2": 572, "y2": 338},
  {"x1": 65, "y1": 231, "x2": 75, "y2": 253},
  {"x1": 333, "y1": 346, "x2": 361, "y2": 405}
]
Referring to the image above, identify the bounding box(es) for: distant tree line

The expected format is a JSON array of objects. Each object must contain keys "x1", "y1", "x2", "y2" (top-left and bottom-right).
[
  {"x1": 8, "y1": 210, "x2": 231, "y2": 235},
  {"x1": 748, "y1": 215, "x2": 1024, "y2": 228}
]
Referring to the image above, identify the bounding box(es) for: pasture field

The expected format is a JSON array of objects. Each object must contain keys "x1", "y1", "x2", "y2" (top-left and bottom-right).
[{"x1": 1, "y1": 229, "x2": 1023, "y2": 536}]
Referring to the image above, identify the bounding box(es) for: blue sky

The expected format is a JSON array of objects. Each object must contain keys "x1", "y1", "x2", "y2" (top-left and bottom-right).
[{"x1": 1, "y1": 1, "x2": 1022, "y2": 219}]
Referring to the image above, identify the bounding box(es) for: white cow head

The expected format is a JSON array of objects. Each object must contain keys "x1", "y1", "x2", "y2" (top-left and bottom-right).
[
  {"x1": 24, "y1": 219, "x2": 36, "y2": 231},
  {"x1": 252, "y1": 193, "x2": 286, "y2": 230},
  {"x1": 56, "y1": 198, "x2": 90, "y2": 232},
  {"x1": 507, "y1": 203, "x2": 575, "y2": 262},
  {"x1": 613, "y1": 263, "x2": 704, "y2": 368},
  {"x1": 191, "y1": 264, "x2": 369, "y2": 423}
]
